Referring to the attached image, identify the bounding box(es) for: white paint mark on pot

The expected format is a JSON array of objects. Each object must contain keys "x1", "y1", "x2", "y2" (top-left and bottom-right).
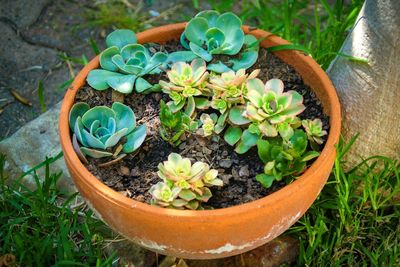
[
  {"x1": 137, "y1": 239, "x2": 167, "y2": 252},
  {"x1": 204, "y1": 242, "x2": 253, "y2": 254},
  {"x1": 202, "y1": 211, "x2": 303, "y2": 255}
]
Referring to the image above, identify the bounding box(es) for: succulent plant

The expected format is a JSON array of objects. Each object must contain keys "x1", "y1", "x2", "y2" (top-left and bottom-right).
[
  {"x1": 87, "y1": 29, "x2": 168, "y2": 94},
  {"x1": 198, "y1": 113, "x2": 217, "y2": 137},
  {"x1": 149, "y1": 182, "x2": 182, "y2": 208},
  {"x1": 256, "y1": 130, "x2": 320, "y2": 188},
  {"x1": 150, "y1": 153, "x2": 223, "y2": 210},
  {"x1": 159, "y1": 59, "x2": 209, "y2": 112},
  {"x1": 302, "y1": 119, "x2": 327, "y2": 145},
  {"x1": 69, "y1": 102, "x2": 147, "y2": 159},
  {"x1": 245, "y1": 78, "x2": 305, "y2": 123},
  {"x1": 208, "y1": 69, "x2": 260, "y2": 114},
  {"x1": 177, "y1": 10, "x2": 260, "y2": 73},
  {"x1": 159, "y1": 100, "x2": 198, "y2": 146}
]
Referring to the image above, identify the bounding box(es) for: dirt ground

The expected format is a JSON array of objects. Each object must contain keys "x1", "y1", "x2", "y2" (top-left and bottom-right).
[{"x1": 0, "y1": 0, "x2": 209, "y2": 140}]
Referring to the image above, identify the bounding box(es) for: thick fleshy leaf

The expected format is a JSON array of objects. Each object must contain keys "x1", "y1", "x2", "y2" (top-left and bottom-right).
[
  {"x1": 196, "y1": 187, "x2": 212, "y2": 202},
  {"x1": 230, "y1": 51, "x2": 258, "y2": 71},
  {"x1": 112, "y1": 102, "x2": 136, "y2": 132},
  {"x1": 87, "y1": 70, "x2": 125, "y2": 90},
  {"x1": 206, "y1": 27, "x2": 225, "y2": 47},
  {"x1": 122, "y1": 124, "x2": 147, "y2": 153},
  {"x1": 81, "y1": 106, "x2": 115, "y2": 129},
  {"x1": 80, "y1": 147, "x2": 113, "y2": 158},
  {"x1": 185, "y1": 17, "x2": 208, "y2": 45},
  {"x1": 69, "y1": 102, "x2": 89, "y2": 131},
  {"x1": 184, "y1": 96, "x2": 195, "y2": 117},
  {"x1": 120, "y1": 44, "x2": 148, "y2": 61},
  {"x1": 180, "y1": 32, "x2": 190, "y2": 49},
  {"x1": 90, "y1": 120, "x2": 101, "y2": 136},
  {"x1": 259, "y1": 121, "x2": 278, "y2": 137},
  {"x1": 206, "y1": 61, "x2": 232, "y2": 73},
  {"x1": 99, "y1": 46, "x2": 119, "y2": 71},
  {"x1": 277, "y1": 123, "x2": 294, "y2": 140},
  {"x1": 108, "y1": 117, "x2": 116, "y2": 133},
  {"x1": 216, "y1": 12, "x2": 242, "y2": 36},
  {"x1": 167, "y1": 51, "x2": 198, "y2": 64},
  {"x1": 142, "y1": 52, "x2": 168, "y2": 75},
  {"x1": 167, "y1": 100, "x2": 185, "y2": 113},
  {"x1": 256, "y1": 173, "x2": 275, "y2": 188},
  {"x1": 229, "y1": 106, "x2": 250, "y2": 125},
  {"x1": 194, "y1": 97, "x2": 210, "y2": 109},
  {"x1": 245, "y1": 105, "x2": 264, "y2": 121},
  {"x1": 104, "y1": 128, "x2": 128, "y2": 148},
  {"x1": 189, "y1": 42, "x2": 212, "y2": 62},
  {"x1": 72, "y1": 134, "x2": 88, "y2": 164},
  {"x1": 106, "y1": 29, "x2": 137, "y2": 50},
  {"x1": 74, "y1": 117, "x2": 88, "y2": 147},
  {"x1": 81, "y1": 129, "x2": 106, "y2": 149},
  {"x1": 191, "y1": 57, "x2": 206, "y2": 72},
  {"x1": 288, "y1": 129, "x2": 308, "y2": 156},
  {"x1": 196, "y1": 10, "x2": 220, "y2": 27},
  {"x1": 111, "y1": 54, "x2": 141, "y2": 74},
  {"x1": 234, "y1": 130, "x2": 258, "y2": 154},
  {"x1": 246, "y1": 78, "x2": 265, "y2": 107},
  {"x1": 257, "y1": 139, "x2": 271, "y2": 163},
  {"x1": 265, "y1": 79, "x2": 284, "y2": 95},
  {"x1": 222, "y1": 28, "x2": 244, "y2": 55},
  {"x1": 179, "y1": 189, "x2": 196, "y2": 201},
  {"x1": 301, "y1": 151, "x2": 320, "y2": 162},
  {"x1": 135, "y1": 77, "x2": 152, "y2": 93},
  {"x1": 224, "y1": 126, "x2": 242, "y2": 146},
  {"x1": 172, "y1": 199, "x2": 188, "y2": 207},
  {"x1": 99, "y1": 133, "x2": 111, "y2": 144},
  {"x1": 106, "y1": 74, "x2": 136, "y2": 94},
  {"x1": 185, "y1": 200, "x2": 200, "y2": 210}
]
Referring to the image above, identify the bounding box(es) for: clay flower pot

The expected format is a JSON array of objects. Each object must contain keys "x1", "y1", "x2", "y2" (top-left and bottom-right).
[{"x1": 59, "y1": 23, "x2": 341, "y2": 259}]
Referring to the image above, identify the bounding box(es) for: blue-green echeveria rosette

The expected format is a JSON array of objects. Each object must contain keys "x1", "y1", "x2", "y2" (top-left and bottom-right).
[
  {"x1": 176, "y1": 10, "x2": 260, "y2": 73},
  {"x1": 87, "y1": 29, "x2": 168, "y2": 94},
  {"x1": 69, "y1": 102, "x2": 147, "y2": 158}
]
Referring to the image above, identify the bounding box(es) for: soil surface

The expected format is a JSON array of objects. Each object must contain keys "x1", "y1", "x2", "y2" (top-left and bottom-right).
[{"x1": 75, "y1": 41, "x2": 329, "y2": 209}]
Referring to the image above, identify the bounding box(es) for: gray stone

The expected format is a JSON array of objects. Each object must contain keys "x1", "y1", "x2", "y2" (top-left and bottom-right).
[
  {"x1": 0, "y1": 101, "x2": 75, "y2": 192},
  {"x1": 238, "y1": 165, "x2": 250, "y2": 177},
  {"x1": 0, "y1": 0, "x2": 51, "y2": 28},
  {"x1": 219, "y1": 159, "x2": 233, "y2": 169}
]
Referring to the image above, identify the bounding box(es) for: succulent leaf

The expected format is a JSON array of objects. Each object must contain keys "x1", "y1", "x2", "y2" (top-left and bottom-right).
[
  {"x1": 106, "y1": 29, "x2": 137, "y2": 50},
  {"x1": 69, "y1": 102, "x2": 90, "y2": 131},
  {"x1": 229, "y1": 106, "x2": 250, "y2": 125},
  {"x1": 224, "y1": 126, "x2": 242, "y2": 146},
  {"x1": 80, "y1": 147, "x2": 113, "y2": 158},
  {"x1": 99, "y1": 46, "x2": 120, "y2": 71}
]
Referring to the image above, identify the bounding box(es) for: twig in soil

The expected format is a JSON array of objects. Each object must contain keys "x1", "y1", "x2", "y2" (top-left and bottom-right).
[
  {"x1": 98, "y1": 153, "x2": 127, "y2": 167},
  {"x1": 9, "y1": 89, "x2": 32, "y2": 106},
  {"x1": 0, "y1": 101, "x2": 14, "y2": 115}
]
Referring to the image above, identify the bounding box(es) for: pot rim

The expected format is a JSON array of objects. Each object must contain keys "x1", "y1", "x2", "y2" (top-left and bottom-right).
[{"x1": 59, "y1": 22, "x2": 341, "y2": 218}]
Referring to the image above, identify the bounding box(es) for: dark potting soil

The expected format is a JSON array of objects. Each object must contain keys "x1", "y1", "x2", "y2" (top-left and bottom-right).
[{"x1": 74, "y1": 40, "x2": 329, "y2": 209}]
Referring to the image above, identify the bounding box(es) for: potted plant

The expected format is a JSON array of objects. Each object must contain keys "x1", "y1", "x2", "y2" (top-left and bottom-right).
[{"x1": 59, "y1": 10, "x2": 340, "y2": 259}]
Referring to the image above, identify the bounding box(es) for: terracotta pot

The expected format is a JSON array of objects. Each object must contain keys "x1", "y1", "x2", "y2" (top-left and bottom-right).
[{"x1": 59, "y1": 23, "x2": 341, "y2": 259}]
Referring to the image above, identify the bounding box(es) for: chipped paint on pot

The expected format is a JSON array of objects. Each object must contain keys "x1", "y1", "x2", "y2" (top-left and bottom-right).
[{"x1": 59, "y1": 23, "x2": 341, "y2": 259}]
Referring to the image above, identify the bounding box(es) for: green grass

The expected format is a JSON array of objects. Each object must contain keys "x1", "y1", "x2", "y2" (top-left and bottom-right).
[
  {"x1": 290, "y1": 136, "x2": 400, "y2": 266},
  {"x1": 0, "y1": 153, "x2": 116, "y2": 266}
]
